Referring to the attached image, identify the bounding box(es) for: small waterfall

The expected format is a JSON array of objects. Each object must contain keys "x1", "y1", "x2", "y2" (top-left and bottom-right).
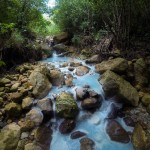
[{"x1": 52, "y1": 51, "x2": 58, "y2": 57}]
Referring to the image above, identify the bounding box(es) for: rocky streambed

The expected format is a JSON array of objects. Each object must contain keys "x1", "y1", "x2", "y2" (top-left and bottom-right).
[{"x1": 0, "y1": 53, "x2": 150, "y2": 150}]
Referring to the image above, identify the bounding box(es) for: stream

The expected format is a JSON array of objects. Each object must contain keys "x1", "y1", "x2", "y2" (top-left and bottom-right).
[{"x1": 42, "y1": 53, "x2": 134, "y2": 150}]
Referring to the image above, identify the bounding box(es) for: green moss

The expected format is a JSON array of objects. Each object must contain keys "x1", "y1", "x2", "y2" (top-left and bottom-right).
[{"x1": 56, "y1": 92, "x2": 78, "y2": 118}]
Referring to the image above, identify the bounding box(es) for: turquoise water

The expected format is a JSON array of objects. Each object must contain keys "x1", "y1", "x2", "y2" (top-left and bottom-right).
[{"x1": 42, "y1": 55, "x2": 134, "y2": 150}]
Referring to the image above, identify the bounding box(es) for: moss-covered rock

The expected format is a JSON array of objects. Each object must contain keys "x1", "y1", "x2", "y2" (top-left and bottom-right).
[
  {"x1": 0, "y1": 123, "x2": 21, "y2": 150},
  {"x1": 100, "y1": 70, "x2": 139, "y2": 106},
  {"x1": 8, "y1": 92, "x2": 23, "y2": 103},
  {"x1": 24, "y1": 143, "x2": 42, "y2": 150},
  {"x1": 56, "y1": 92, "x2": 78, "y2": 118},
  {"x1": 4, "y1": 102, "x2": 22, "y2": 117},
  {"x1": 134, "y1": 58, "x2": 149, "y2": 88},
  {"x1": 141, "y1": 93, "x2": 150, "y2": 106},
  {"x1": 131, "y1": 123, "x2": 150, "y2": 150},
  {"x1": 50, "y1": 69, "x2": 64, "y2": 86},
  {"x1": 29, "y1": 65, "x2": 52, "y2": 99},
  {"x1": 96, "y1": 58, "x2": 128, "y2": 74},
  {"x1": 0, "y1": 78, "x2": 11, "y2": 85},
  {"x1": 53, "y1": 32, "x2": 69, "y2": 44}
]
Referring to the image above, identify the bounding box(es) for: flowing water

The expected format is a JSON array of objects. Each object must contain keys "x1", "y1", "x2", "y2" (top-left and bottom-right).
[{"x1": 43, "y1": 53, "x2": 134, "y2": 150}]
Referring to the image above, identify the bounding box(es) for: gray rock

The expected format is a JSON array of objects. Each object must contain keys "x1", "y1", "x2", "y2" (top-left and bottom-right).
[
  {"x1": 132, "y1": 123, "x2": 150, "y2": 150},
  {"x1": 25, "y1": 108, "x2": 43, "y2": 126},
  {"x1": 81, "y1": 97, "x2": 101, "y2": 110},
  {"x1": 76, "y1": 87, "x2": 89, "y2": 100},
  {"x1": 0, "y1": 78, "x2": 11, "y2": 85},
  {"x1": 134, "y1": 58, "x2": 149, "y2": 88},
  {"x1": 24, "y1": 143, "x2": 42, "y2": 150},
  {"x1": 50, "y1": 69, "x2": 64, "y2": 86},
  {"x1": 29, "y1": 66, "x2": 52, "y2": 99},
  {"x1": 5, "y1": 102, "x2": 22, "y2": 117},
  {"x1": 100, "y1": 70, "x2": 139, "y2": 106},
  {"x1": 37, "y1": 98, "x2": 53, "y2": 116},
  {"x1": 96, "y1": 58, "x2": 128, "y2": 74},
  {"x1": 80, "y1": 138, "x2": 95, "y2": 150},
  {"x1": 10, "y1": 82, "x2": 21, "y2": 92},
  {"x1": 0, "y1": 123, "x2": 21, "y2": 150},
  {"x1": 76, "y1": 66, "x2": 89, "y2": 76},
  {"x1": 22, "y1": 97, "x2": 33, "y2": 110},
  {"x1": 21, "y1": 132, "x2": 29, "y2": 139}
]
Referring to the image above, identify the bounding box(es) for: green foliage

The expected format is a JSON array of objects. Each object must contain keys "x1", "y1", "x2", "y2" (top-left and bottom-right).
[
  {"x1": 53, "y1": 0, "x2": 150, "y2": 50},
  {"x1": 5, "y1": 30, "x2": 25, "y2": 48},
  {"x1": 53, "y1": 0, "x2": 97, "y2": 34},
  {"x1": 0, "y1": 23, "x2": 15, "y2": 35},
  {"x1": 0, "y1": 60, "x2": 6, "y2": 67}
]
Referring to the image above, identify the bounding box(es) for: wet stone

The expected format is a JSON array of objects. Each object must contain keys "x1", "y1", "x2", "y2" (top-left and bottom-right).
[
  {"x1": 71, "y1": 131, "x2": 86, "y2": 139},
  {"x1": 80, "y1": 137, "x2": 95, "y2": 150},
  {"x1": 106, "y1": 120, "x2": 130, "y2": 143},
  {"x1": 123, "y1": 117, "x2": 135, "y2": 127},
  {"x1": 59, "y1": 119, "x2": 76, "y2": 134}
]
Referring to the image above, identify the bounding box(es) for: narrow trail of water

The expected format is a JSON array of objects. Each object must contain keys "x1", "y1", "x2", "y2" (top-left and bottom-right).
[{"x1": 43, "y1": 54, "x2": 134, "y2": 150}]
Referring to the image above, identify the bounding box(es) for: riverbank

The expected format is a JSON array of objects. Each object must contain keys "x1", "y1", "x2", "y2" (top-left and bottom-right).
[{"x1": 0, "y1": 49, "x2": 150, "y2": 150}]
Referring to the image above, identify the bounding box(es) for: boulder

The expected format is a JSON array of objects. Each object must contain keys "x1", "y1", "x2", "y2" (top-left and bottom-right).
[
  {"x1": 141, "y1": 94, "x2": 150, "y2": 106},
  {"x1": 59, "y1": 119, "x2": 76, "y2": 134},
  {"x1": 100, "y1": 70, "x2": 139, "y2": 106},
  {"x1": 34, "y1": 126, "x2": 52, "y2": 150},
  {"x1": 18, "y1": 120, "x2": 35, "y2": 132},
  {"x1": 106, "y1": 120, "x2": 130, "y2": 143},
  {"x1": 71, "y1": 131, "x2": 86, "y2": 139},
  {"x1": 52, "y1": 44, "x2": 68, "y2": 54},
  {"x1": 70, "y1": 61, "x2": 82, "y2": 67},
  {"x1": 53, "y1": 32, "x2": 69, "y2": 44},
  {"x1": 8, "y1": 92, "x2": 23, "y2": 103},
  {"x1": 85, "y1": 55, "x2": 99, "y2": 64},
  {"x1": 76, "y1": 87, "x2": 89, "y2": 100},
  {"x1": 25, "y1": 108, "x2": 43, "y2": 126},
  {"x1": 5, "y1": 102, "x2": 22, "y2": 117},
  {"x1": 0, "y1": 123, "x2": 21, "y2": 150},
  {"x1": 50, "y1": 69, "x2": 64, "y2": 86},
  {"x1": 81, "y1": 97, "x2": 101, "y2": 110},
  {"x1": 22, "y1": 97, "x2": 33, "y2": 110},
  {"x1": 107, "y1": 103, "x2": 120, "y2": 119},
  {"x1": 132, "y1": 123, "x2": 150, "y2": 150},
  {"x1": 134, "y1": 58, "x2": 149, "y2": 87},
  {"x1": 96, "y1": 58, "x2": 128, "y2": 74},
  {"x1": 76, "y1": 66, "x2": 89, "y2": 76},
  {"x1": 80, "y1": 138, "x2": 95, "y2": 150},
  {"x1": 24, "y1": 143, "x2": 42, "y2": 150},
  {"x1": 56, "y1": 92, "x2": 78, "y2": 118},
  {"x1": 37, "y1": 98, "x2": 53, "y2": 116},
  {"x1": 29, "y1": 66, "x2": 52, "y2": 99}
]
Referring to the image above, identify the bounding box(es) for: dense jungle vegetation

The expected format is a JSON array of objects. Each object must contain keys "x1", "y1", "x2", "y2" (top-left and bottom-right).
[{"x1": 0, "y1": 0, "x2": 150, "y2": 70}]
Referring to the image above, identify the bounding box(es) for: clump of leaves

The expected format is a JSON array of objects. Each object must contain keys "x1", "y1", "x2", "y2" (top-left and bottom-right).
[{"x1": 0, "y1": 60, "x2": 6, "y2": 67}]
